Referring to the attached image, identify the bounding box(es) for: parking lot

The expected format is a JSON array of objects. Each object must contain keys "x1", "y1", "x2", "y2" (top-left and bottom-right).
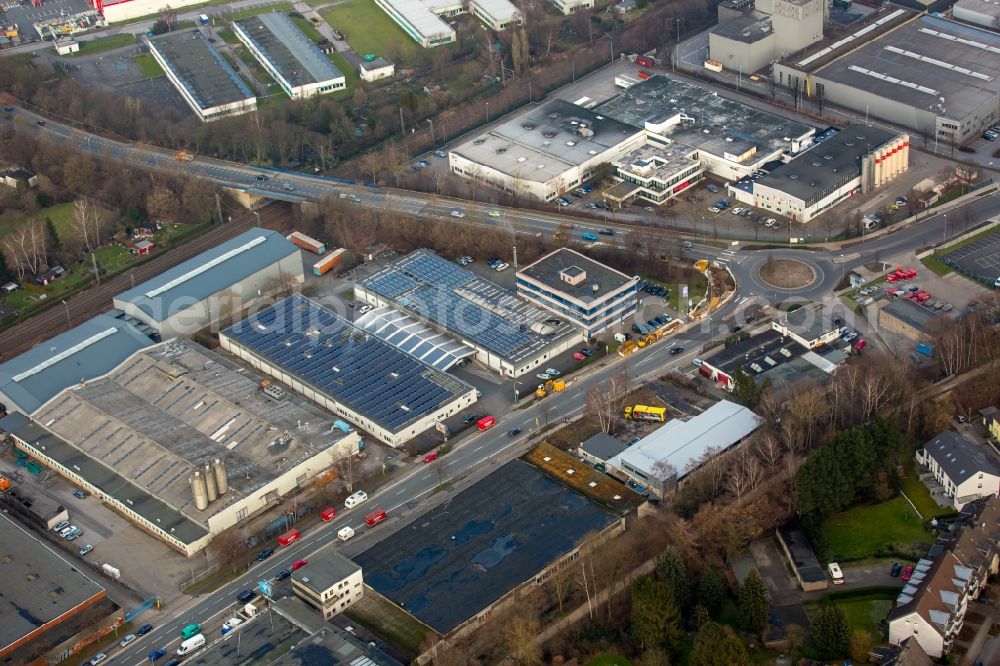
[
  {"x1": 1, "y1": 0, "x2": 91, "y2": 41},
  {"x1": 354, "y1": 459, "x2": 618, "y2": 634},
  {"x1": 940, "y1": 228, "x2": 1000, "y2": 287}
]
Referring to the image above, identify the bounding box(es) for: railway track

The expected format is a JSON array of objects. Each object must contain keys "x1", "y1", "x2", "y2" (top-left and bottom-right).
[{"x1": 0, "y1": 203, "x2": 291, "y2": 362}]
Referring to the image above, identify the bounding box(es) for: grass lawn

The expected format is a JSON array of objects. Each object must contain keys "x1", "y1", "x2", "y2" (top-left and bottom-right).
[
  {"x1": 329, "y1": 50, "x2": 359, "y2": 86},
  {"x1": 321, "y1": 0, "x2": 424, "y2": 63},
  {"x1": 93, "y1": 245, "x2": 133, "y2": 273},
  {"x1": 665, "y1": 272, "x2": 707, "y2": 313},
  {"x1": 920, "y1": 253, "x2": 952, "y2": 277},
  {"x1": 821, "y1": 496, "x2": 932, "y2": 561},
  {"x1": 899, "y1": 462, "x2": 952, "y2": 519},
  {"x1": 839, "y1": 599, "x2": 893, "y2": 633},
  {"x1": 63, "y1": 33, "x2": 136, "y2": 56},
  {"x1": 0, "y1": 202, "x2": 75, "y2": 242},
  {"x1": 132, "y1": 53, "x2": 163, "y2": 78},
  {"x1": 344, "y1": 588, "x2": 437, "y2": 658},
  {"x1": 585, "y1": 655, "x2": 632, "y2": 666},
  {"x1": 217, "y1": 27, "x2": 239, "y2": 44}
]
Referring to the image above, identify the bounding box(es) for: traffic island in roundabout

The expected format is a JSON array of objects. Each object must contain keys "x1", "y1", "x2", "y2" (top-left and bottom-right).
[{"x1": 758, "y1": 258, "x2": 816, "y2": 290}]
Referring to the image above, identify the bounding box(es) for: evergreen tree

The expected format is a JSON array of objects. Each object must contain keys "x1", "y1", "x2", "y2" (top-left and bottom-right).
[
  {"x1": 813, "y1": 604, "x2": 850, "y2": 658},
  {"x1": 630, "y1": 575, "x2": 682, "y2": 653},
  {"x1": 697, "y1": 567, "x2": 726, "y2": 618},
  {"x1": 656, "y1": 547, "x2": 689, "y2": 611},
  {"x1": 738, "y1": 570, "x2": 768, "y2": 634},
  {"x1": 688, "y1": 621, "x2": 750, "y2": 666},
  {"x1": 0, "y1": 248, "x2": 13, "y2": 284}
]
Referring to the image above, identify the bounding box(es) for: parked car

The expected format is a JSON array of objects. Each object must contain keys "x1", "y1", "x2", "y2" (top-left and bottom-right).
[
  {"x1": 53, "y1": 520, "x2": 69, "y2": 533},
  {"x1": 423, "y1": 451, "x2": 439, "y2": 463},
  {"x1": 580, "y1": 348, "x2": 594, "y2": 357},
  {"x1": 901, "y1": 565, "x2": 914, "y2": 581},
  {"x1": 462, "y1": 414, "x2": 479, "y2": 424},
  {"x1": 435, "y1": 150, "x2": 447, "y2": 158},
  {"x1": 890, "y1": 563, "x2": 902, "y2": 577},
  {"x1": 681, "y1": 240, "x2": 693, "y2": 249},
  {"x1": 706, "y1": 183, "x2": 720, "y2": 193},
  {"x1": 536, "y1": 372, "x2": 551, "y2": 380},
  {"x1": 79, "y1": 544, "x2": 94, "y2": 556},
  {"x1": 91, "y1": 653, "x2": 108, "y2": 665},
  {"x1": 256, "y1": 547, "x2": 274, "y2": 561},
  {"x1": 573, "y1": 351, "x2": 586, "y2": 361},
  {"x1": 954, "y1": 413, "x2": 968, "y2": 424},
  {"x1": 120, "y1": 634, "x2": 137, "y2": 648},
  {"x1": 582, "y1": 232, "x2": 598, "y2": 241},
  {"x1": 545, "y1": 368, "x2": 560, "y2": 376},
  {"x1": 292, "y1": 559, "x2": 308, "y2": 570},
  {"x1": 73, "y1": 490, "x2": 87, "y2": 499},
  {"x1": 137, "y1": 624, "x2": 154, "y2": 636},
  {"x1": 274, "y1": 569, "x2": 292, "y2": 581},
  {"x1": 598, "y1": 228, "x2": 615, "y2": 236},
  {"x1": 450, "y1": 210, "x2": 465, "y2": 218}
]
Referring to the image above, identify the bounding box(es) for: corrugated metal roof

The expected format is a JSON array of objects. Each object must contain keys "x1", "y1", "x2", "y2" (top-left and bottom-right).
[
  {"x1": 610, "y1": 400, "x2": 763, "y2": 480},
  {"x1": 0, "y1": 314, "x2": 154, "y2": 415},
  {"x1": 112, "y1": 227, "x2": 299, "y2": 322}
]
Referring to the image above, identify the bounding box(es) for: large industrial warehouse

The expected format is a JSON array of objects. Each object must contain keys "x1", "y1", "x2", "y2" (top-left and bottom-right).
[
  {"x1": 449, "y1": 74, "x2": 814, "y2": 203},
  {"x1": 112, "y1": 227, "x2": 304, "y2": 340},
  {"x1": 233, "y1": 12, "x2": 346, "y2": 100},
  {"x1": 774, "y1": 13, "x2": 1000, "y2": 144},
  {"x1": 146, "y1": 29, "x2": 257, "y2": 122},
  {"x1": 220, "y1": 294, "x2": 477, "y2": 447},
  {"x1": 3, "y1": 341, "x2": 360, "y2": 556},
  {"x1": 356, "y1": 250, "x2": 582, "y2": 378}
]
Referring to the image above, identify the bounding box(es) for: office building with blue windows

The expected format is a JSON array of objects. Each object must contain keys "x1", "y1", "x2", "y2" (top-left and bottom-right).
[{"x1": 516, "y1": 249, "x2": 638, "y2": 338}]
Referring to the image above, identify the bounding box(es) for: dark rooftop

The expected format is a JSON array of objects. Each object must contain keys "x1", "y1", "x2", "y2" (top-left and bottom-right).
[
  {"x1": 359, "y1": 56, "x2": 394, "y2": 72},
  {"x1": 222, "y1": 294, "x2": 474, "y2": 434},
  {"x1": 778, "y1": 520, "x2": 827, "y2": 584},
  {"x1": 712, "y1": 12, "x2": 772, "y2": 44},
  {"x1": 147, "y1": 29, "x2": 255, "y2": 111},
  {"x1": 579, "y1": 432, "x2": 629, "y2": 461},
  {"x1": 880, "y1": 298, "x2": 939, "y2": 335},
  {"x1": 923, "y1": 430, "x2": 1000, "y2": 485},
  {"x1": 517, "y1": 248, "x2": 636, "y2": 305},
  {"x1": 293, "y1": 551, "x2": 360, "y2": 595},
  {"x1": 755, "y1": 124, "x2": 897, "y2": 205},
  {"x1": 0, "y1": 512, "x2": 107, "y2": 653},
  {"x1": 234, "y1": 12, "x2": 344, "y2": 90}
]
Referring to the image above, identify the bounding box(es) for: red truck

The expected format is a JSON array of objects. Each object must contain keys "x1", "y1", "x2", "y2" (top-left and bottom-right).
[
  {"x1": 364, "y1": 508, "x2": 387, "y2": 527},
  {"x1": 277, "y1": 529, "x2": 301, "y2": 546},
  {"x1": 476, "y1": 416, "x2": 496, "y2": 431},
  {"x1": 637, "y1": 70, "x2": 652, "y2": 80},
  {"x1": 636, "y1": 55, "x2": 654, "y2": 68}
]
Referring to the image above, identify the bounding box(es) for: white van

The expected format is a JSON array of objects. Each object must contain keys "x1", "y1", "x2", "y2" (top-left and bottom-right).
[
  {"x1": 344, "y1": 491, "x2": 368, "y2": 509},
  {"x1": 828, "y1": 562, "x2": 844, "y2": 584},
  {"x1": 338, "y1": 526, "x2": 355, "y2": 541},
  {"x1": 177, "y1": 634, "x2": 206, "y2": 655}
]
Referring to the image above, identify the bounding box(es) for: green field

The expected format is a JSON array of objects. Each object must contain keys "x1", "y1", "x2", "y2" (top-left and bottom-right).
[
  {"x1": 329, "y1": 50, "x2": 359, "y2": 86},
  {"x1": 321, "y1": 0, "x2": 425, "y2": 64},
  {"x1": 291, "y1": 15, "x2": 324, "y2": 43},
  {"x1": 821, "y1": 496, "x2": 932, "y2": 561},
  {"x1": 0, "y1": 202, "x2": 75, "y2": 242},
  {"x1": 132, "y1": 53, "x2": 163, "y2": 78},
  {"x1": 62, "y1": 33, "x2": 136, "y2": 57},
  {"x1": 344, "y1": 588, "x2": 436, "y2": 658}
]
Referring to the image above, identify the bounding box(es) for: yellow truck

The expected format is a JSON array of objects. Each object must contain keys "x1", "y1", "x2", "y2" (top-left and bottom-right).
[
  {"x1": 624, "y1": 405, "x2": 666, "y2": 422},
  {"x1": 535, "y1": 378, "x2": 565, "y2": 398}
]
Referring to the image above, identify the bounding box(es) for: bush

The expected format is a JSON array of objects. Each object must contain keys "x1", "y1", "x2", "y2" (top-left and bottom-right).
[{"x1": 149, "y1": 20, "x2": 170, "y2": 35}]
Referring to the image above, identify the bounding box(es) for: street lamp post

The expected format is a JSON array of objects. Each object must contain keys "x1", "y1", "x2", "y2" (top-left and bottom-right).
[
  {"x1": 485, "y1": 102, "x2": 490, "y2": 124},
  {"x1": 426, "y1": 118, "x2": 435, "y2": 147},
  {"x1": 61, "y1": 300, "x2": 70, "y2": 328},
  {"x1": 943, "y1": 214, "x2": 948, "y2": 243}
]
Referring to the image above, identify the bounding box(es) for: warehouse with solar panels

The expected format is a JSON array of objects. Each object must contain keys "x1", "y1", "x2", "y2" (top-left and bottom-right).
[
  {"x1": 113, "y1": 227, "x2": 303, "y2": 340},
  {"x1": 220, "y1": 294, "x2": 477, "y2": 447},
  {"x1": 355, "y1": 249, "x2": 582, "y2": 378}
]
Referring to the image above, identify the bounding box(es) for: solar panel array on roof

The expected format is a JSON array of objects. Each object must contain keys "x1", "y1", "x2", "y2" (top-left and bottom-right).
[
  {"x1": 222, "y1": 295, "x2": 471, "y2": 433},
  {"x1": 366, "y1": 272, "x2": 419, "y2": 299},
  {"x1": 396, "y1": 251, "x2": 475, "y2": 291}
]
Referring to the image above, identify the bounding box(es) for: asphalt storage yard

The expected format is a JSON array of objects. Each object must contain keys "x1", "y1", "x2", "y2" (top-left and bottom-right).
[
  {"x1": 354, "y1": 460, "x2": 618, "y2": 633},
  {"x1": 940, "y1": 228, "x2": 1000, "y2": 286}
]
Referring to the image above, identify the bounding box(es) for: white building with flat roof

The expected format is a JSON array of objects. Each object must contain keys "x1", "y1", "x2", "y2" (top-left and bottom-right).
[
  {"x1": 549, "y1": 0, "x2": 594, "y2": 14},
  {"x1": 233, "y1": 12, "x2": 346, "y2": 99},
  {"x1": 372, "y1": 0, "x2": 456, "y2": 47},
  {"x1": 470, "y1": 0, "x2": 522, "y2": 30},
  {"x1": 359, "y1": 56, "x2": 395, "y2": 82}
]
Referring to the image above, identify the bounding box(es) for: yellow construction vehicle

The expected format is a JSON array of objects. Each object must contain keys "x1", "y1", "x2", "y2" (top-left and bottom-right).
[
  {"x1": 535, "y1": 378, "x2": 565, "y2": 398},
  {"x1": 618, "y1": 340, "x2": 638, "y2": 356},
  {"x1": 694, "y1": 259, "x2": 709, "y2": 272},
  {"x1": 176, "y1": 150, "x2": 194, "y2": 162},
  {"x1": 624, "y1": 405, "x2": 667, "y2": 422}
]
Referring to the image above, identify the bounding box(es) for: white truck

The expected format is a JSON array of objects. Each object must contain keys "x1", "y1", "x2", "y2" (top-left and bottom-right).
[{"x1": 177, "y1": 634, "x2": 205, "y2": 656}]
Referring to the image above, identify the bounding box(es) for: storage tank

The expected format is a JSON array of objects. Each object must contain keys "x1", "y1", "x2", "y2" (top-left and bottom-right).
[
  {"x1": 190, "y1": 471, "x2": 208, "y2": 511},
  {"x1": 204, "y1": 464, "x2": 218, "y2": 502},
  {"x1": 213, "y1": 459, "x2": 228, "y2": 496}
]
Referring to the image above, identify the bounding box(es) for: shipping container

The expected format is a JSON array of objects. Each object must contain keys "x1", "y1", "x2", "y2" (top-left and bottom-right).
[
  {"x1": 287, "y1": 231, "x2": 326, "y2": 255},
  {"x1": 636, "y1": 55, "x2": 654, "y2": 68},
  {"x1": 364, "y1": 508, "x2": 387, "y2": 526},
  {"x1": 277, "y1": 529, "x2": 301, "y2": 546},
  {"x1": 703, "y1": 59, "x2": 723, "y2": 72},
  {"x1": 313, "y1": 248, "x2": 346, "y2": 276},
  {"x1": 476, "y1": 415, "x2": 496, "y2": 431},
  {"x1": 915, "y1": 342, "x2": 934, "y2": 357}
]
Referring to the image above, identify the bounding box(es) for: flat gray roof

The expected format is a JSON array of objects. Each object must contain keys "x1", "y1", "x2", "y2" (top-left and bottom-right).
[
  {"x1": 234, "y1": 12, "x2": 344, "y2": 89},
  {"x1": 780, "y1": 307, "x2": 837, "y2": 343},
  {"x1": 28, "y1": 340, "x2": 350, "y2": 523},
  {"x1": 595, "y1": 76, "x2": 814, "y2": 164},
  {"x1": 378, "y1": 0, "x2": 455, "y2": 41},
  {"x1": 755, "y1": 124, "x2": 897, "y2": 205},
  {"x1": 881, "y1": 298, "x2": 940, "y2": 334},
  {"x1": 148, "y1": 29, "x2": 254, "y2": 111},
  {"x1": 472, "y1": 0, "x2": 520, "y2": 21},
  {"x1": 0, "y1": 313, "x2": 154, "y2": 415},
  {"x1": 517, "y1": 248, "x2": 635, "y2": 305},
  {"x1": 814, "y1": 15, "x2": 1000, "y2": 120},
  {"x1": 712, "y1": 12, "x2": 773, "y2": 44},
  {"x1": 113, "y1": 227, "x2": 299, "y2": 323},
  {"x1": 955, "y1": 0, "x2": 1000, "y2": 19},
  {"x1": 360, "y1": 250, "x2": 581, "y2": 366},
  {"x1": 293, "y1": 550, "x2": 360, "y2": 594},
  {"x1": 0, "y1": 513, "x2": 106, "y2": 654},
  {"x1": 580, "y1": 432, "x2": 628, "y2": 461},
  {"x1": 452, "y1": 98, "x2": 644, "y2": 181}
]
